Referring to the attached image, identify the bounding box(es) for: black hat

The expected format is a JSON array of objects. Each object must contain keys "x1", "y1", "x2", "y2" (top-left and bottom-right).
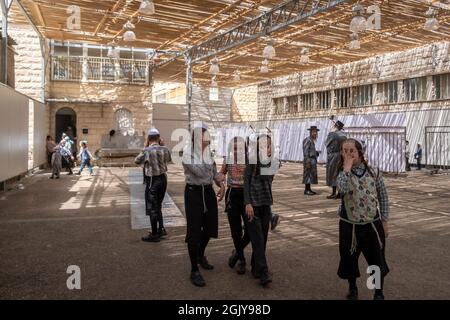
[
  {"x1": 335, "y1": 120, "x2": 345, "y2": 130},
  {"x1": 307, "y1": 126, "x2": 320, "y2": 131}
]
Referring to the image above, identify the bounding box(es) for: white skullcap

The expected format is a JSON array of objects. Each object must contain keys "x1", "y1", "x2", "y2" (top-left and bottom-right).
[{"x1": 147, "y1": 128, "x2": 160, "y2": 136}]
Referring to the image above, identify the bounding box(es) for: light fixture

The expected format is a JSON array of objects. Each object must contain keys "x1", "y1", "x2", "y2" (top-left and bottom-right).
[
  {"x1": 262, "y1": 39, "x2": 276, "y2": 59},
  {"x1": 209, "y1": 57, "x2": 220, "y2": 75},
  {"x1": 211, "y1": 76, "x2": 218, "y2": 87},
  {"x1": 349, "y1": 4, "x2": 367, "y2": 34},
  {"x1": 139, "y1": 0, "x2": 156, "y2": 15},
  {"x1": 123, "y1": 21, "x2": 136, "y2": 42},
  {"x1": 299, "y1": 47, "x2": 310, "y2": 64},
  {"x1": 233, "y1": 70, "x2": 241, "y2": 82},
  {"x1": 424, "y1": 7, "x2": 440, "y2": 31},
  {"x1": 260, "y1": 59, "x2": 269, "y2": 73},
  {"x1": 349, "y1": 33, "x2": 360, "y2": 50},
  {"x1": 107, "y1": 42, "x2": 120, "y2": 59}
]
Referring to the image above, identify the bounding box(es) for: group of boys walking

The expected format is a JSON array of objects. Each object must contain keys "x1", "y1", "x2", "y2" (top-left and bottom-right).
[{"x1": 136, "y1": 121, "x2": 390, "y2": 300}]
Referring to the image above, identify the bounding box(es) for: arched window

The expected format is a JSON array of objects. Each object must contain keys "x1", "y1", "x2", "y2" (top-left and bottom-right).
[{"x1": 114, "y1": 108, "x2": 135, "y2": 136}]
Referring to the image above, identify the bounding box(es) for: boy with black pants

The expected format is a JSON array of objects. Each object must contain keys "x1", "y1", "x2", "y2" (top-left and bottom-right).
[{"x1": 135, "y1": 128, "x2": 172, "y2": 242}]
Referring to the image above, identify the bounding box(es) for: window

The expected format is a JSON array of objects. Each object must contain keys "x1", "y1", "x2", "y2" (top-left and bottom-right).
[
  {"x1": 335, "y1": 88, "x2": 350, "y2": 108},
  {"x1": 403, "y1": 77, "x2": 427, "y2": 102},
  {"x1": 317, "y1": 91, "x2": 331, "y2": 110},
  {"x1": 69, "y1": 44, "x2": 83, "y2": 57},
  {"x1": 433, "y1": 73, "x2": 450, "y2": 100},
  {"x1": 287, "y1": 95, "x2": 299, "y2": 114},
  {"x1": 273, "y1": 97, "x2": 284, "y2": 114},
  {"x1": 54, "y1": 43, "x2": 69, "y2": 56},
  {"x1": 377, "y1": 81, "x2": 398, "y2": 104},
  {"x1": 352, "y1": 85, "x2": 373, "y2": 107},
  {"x1": 300, "y1": 93, "x2": 314, "y2": 111},
  {"x1": 209, "y1": 87, "x2": 219, "y2": 101}
]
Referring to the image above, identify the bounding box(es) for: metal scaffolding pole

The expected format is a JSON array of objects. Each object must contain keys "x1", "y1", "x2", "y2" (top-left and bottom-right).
[
  {"x1": 0, "y1": 0, "x2": 12, "y2": 85},
  {"x1": 156, "y1": 0, "x2": 349, "y2": 67},
  {"x1": 185, "y1": 54, "x2": 193, "y2": 132}
]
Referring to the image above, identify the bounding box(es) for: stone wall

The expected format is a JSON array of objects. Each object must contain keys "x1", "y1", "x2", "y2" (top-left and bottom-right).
[
  {"x1": 231, "y1": 85, "x2": 258, "y2": 122},
  {"x1": 8, "y1": 22, "x2": 44, "y2": 102},
  {"x1": 257, "y1": 41, "x2": 450, "y2": 120},
  {"x1": 48, "y1": 82, "x2": 152, "y2": 153}
]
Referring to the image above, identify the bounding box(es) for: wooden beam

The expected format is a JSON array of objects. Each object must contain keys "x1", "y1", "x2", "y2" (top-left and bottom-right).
[{"x1": 94, "y1": 0, "x2": 124, "y2": 36}]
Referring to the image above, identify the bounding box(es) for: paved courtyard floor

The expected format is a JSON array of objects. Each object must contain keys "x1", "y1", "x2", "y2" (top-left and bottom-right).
[{"x1": 0, "y1": 163, "x2": 449, "y2": 299}]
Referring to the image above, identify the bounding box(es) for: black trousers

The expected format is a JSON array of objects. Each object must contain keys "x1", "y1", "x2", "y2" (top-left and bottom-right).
[
  {"x1": 225, "y1": 187, "x2": 250, "y2": 261},
  {"x1": 338, "y1": 219, "x2": 389, "y2": 280},
  {"x1": 145, "y1": 174, "x2": 167, "y2": 234},
  {"x1": 244, "y1": 205, "x2": 271, "y2": 275},
  {"x1": 184, "y1": 184, "x2": 219, "y2": 245},
  {"x1": 417, "y1": 158, "x2": 422, "y2": 170}
]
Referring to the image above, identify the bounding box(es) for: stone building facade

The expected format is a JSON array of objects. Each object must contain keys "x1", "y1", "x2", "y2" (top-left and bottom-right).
[{"x1": 255, "y1": 41, "x2": 450, "y2": 120}]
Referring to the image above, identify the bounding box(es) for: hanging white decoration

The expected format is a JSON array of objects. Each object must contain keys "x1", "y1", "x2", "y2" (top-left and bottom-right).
[
  {"x1": 107, "y1": 46, "x2": 120, "y2": 59},
  {"x1": 209, "y1": 57, "x2": 220, "y2": 75},
  {"x1": 233, "y1": 70, "x2": 241, "y2": 82},
  {"x1": 262, "y1": 40, "x2": 276, "y2": 59},
  {"x1": 123, "y1": 21, "x2": 136, "y2": 42},
  {"x1": 349, "y1": 33, "x2": 360, "y2": 50},
  {"x1": 349, "y1": 4, "x2": 367, "y2": 34},
  {"x1": 299, "y1": 48, "x2": 310, "y2": 64},
  {"x1": 260, "y1": 59, "x2": 269, "y2": 73},
  {"x1": 211, "y1": 76, "x2": 218, "y2": 87},
  {"x1": 424, "y1": 7, "x2": 440, "y2": 31},
  {"x1": 139, "y1": 0, "x2": 156, "y2": 15}
]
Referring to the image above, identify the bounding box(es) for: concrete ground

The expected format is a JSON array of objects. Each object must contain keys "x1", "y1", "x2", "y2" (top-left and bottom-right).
[{"x1": 0, "y1": 163, "x2": 449, "y2": 300}]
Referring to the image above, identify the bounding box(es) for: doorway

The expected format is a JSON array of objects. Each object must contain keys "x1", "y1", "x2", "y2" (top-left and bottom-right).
[{"x1": 55, "y1": 107, "x2": 77, "y2": 148}]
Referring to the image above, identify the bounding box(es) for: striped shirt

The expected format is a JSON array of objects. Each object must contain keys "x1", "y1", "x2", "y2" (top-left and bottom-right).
[
  {"x1": 135, "y1": 143, "x2": 172, "y2": 177},
  {"x1": 244, "y1": 164, "x2": 274, "y2": 207},
  {"x1": 337, "y1": 163, "x2": 389, "y2": 221}
]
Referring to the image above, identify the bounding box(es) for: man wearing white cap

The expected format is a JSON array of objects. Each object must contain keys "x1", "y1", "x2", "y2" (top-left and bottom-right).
[{"x1": 135, "y1": 128, "x2": 172, "y2": 242}]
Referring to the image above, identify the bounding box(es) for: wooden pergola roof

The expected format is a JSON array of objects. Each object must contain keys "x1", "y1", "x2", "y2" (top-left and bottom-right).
[{"x1": 10, "y1": 0, "x2": 450, "y2": 87}]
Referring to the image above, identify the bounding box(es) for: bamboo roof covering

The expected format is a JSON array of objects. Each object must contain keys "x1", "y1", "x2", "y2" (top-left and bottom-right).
[{"x1": 9, "y1": 0, "x2": 450, "y2": 87}]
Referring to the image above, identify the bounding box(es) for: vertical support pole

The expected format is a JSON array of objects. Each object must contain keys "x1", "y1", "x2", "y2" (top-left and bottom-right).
[
  {"x1": 185, "y1": 54, "x2": 193, "y2": 132},
  {"x1": 1, "y1": 0, "x2": 10, "y2": 85}
]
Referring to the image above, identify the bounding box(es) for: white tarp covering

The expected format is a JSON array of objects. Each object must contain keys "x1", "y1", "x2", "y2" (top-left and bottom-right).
[{"x1": 215, "y1": 109, "x2": 450, "y2": 173}]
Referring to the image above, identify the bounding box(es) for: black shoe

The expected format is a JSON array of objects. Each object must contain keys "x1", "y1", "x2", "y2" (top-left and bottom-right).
[
  {"x1": 49, "y1": 176, "x2": 54, "y2": 179},
  {"x1": 228, "y1": 250, "x2": 239, "y2": 268},
  {"x1": 336, "y1": 193, "x2": 342, "y2": 199},
  {"x1": 374, "y1": 292, "x2": 385, "y2": 300},
  {"x1": 55, "y1": 176, "x2": 60, "y2": 179},
  {"x1": 237, "y1": 260, "x2": 246, "y2": 275},
  {"x1": 304, "y1": 190, "x2": 315, "y2": 196},
  {"x1": 76, "y1": 172, "x2": 81, "y2": 176},
  {"x1": 327, "y1": 194, "x2": 337, "y2": 199},
  {"x1": 68, "y1": 171, "x2": 73, "y2": 175},
  {"x1": 199, "y1": 256, "x2": 214, "y2": 270},
  {"x1": 346, "y1": 288, "x2": 359, "y2": 300},
  {"x1": 271, "y1": 214, "x2": 280, "y2": 231},
  {"x1": 260, "y1": 272, "x2": 272, "y2": 287},
  {"x1": 190, "y1": 271, "x2": 206, "y2": 287},
  {"x1": 311, "y1": 190, "x2": 317, "y2": 195},
  {"x1": 251, "y1": 269, "x2": 261, "y2": 279},
  {"x1": 141, "y1": 233, "x2": 160, "y2": 242},
  {"x1": 159, "y1": 227, "x2": 167, "y2": 237}
]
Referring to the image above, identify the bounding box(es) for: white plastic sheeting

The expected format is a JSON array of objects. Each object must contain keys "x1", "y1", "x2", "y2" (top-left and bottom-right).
[
  {"x1": 0, "y1": 84, "x2": 47, "y2": 182},
  {"x1": 32, "y1": 100, "x2": 47, "y2": 169},
  {"x1": 0, "y1": 84, "x2": 30, "y2": 182},
  {"x1": 216, "y1": 109, "x2": 450, "y2": 173}
]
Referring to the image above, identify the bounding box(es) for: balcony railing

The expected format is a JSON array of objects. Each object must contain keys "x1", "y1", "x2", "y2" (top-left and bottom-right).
[{"x1": 51, "y1": 56, "x2": 149, "y2": 85}]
